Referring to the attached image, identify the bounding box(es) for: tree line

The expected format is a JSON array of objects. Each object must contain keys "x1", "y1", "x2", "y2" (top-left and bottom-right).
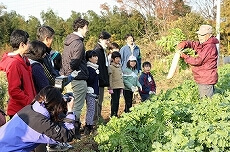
[{"x1": 0, "y1": 0, "x2": 229, "y2": 58}]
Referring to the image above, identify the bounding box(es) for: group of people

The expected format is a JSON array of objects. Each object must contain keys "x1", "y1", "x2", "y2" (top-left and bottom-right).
[
  {"x1": 0, "y1": 17, "x2": 156, "y2": 151},
  {"x1": 0, "y1": 19, "x2": 219, "y2": 152}
]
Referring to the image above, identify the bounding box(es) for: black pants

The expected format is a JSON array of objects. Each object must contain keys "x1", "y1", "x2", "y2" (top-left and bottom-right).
[
  {"x1": 123, "y1": 90, "x2": 133, "y2": 113},
  {"x1": 111, "y1": 89, "x2": 121, "y2": 117}
]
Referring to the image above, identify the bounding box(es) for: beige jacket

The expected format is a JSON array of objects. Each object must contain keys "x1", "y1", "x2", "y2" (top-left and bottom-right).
[{"x1": 109, "y1": 62, "x2": 124, "y2": 89}]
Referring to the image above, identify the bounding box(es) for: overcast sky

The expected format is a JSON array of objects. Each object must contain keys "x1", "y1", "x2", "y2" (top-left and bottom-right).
[{"x1": 1, "y1": 0, "x2": 117, "y2": 20}]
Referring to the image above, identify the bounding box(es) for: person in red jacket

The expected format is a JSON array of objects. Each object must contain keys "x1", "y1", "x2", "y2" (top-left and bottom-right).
[
  {"x1": 177, "y1": 25, "x2": 219, "y2": 98},
  {"x1": 0, "y1": 29, "x2": 36, "y2": 118}
]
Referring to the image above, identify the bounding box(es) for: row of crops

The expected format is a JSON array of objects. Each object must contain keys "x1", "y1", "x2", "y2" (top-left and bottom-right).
[{"x1": 95, "y1": 64, "x2": 230, "y2": 152}]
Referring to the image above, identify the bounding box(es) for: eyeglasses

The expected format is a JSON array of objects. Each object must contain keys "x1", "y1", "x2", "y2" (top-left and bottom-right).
[{"x1": 198, "y1": 34, "x2": 207, "y2": 36}]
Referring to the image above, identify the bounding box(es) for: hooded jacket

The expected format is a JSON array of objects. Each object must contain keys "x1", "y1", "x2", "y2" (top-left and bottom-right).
[
  {"x1": 0, "y1": 53, "x2": 36, "y2": 116},
  {"x1": 181, "y1": 36, "x2": 219, "y2": 84},
  {"x1": 60, "y1": 33, "x2": 89, "y2": 80},
  {"x1": 0, "y1": 101, "x2": 77, "y2": 152}
]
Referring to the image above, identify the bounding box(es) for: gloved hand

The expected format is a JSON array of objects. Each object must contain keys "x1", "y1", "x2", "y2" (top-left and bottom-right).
[
  {"x1": 109, "y1": 89, "x2": 114, "y2": 94},
  {"x1": 149, "y1": 91, "x2": 155, "y2": 95},
  {"x1": 71, "y1": 70, "x2": 81, "y2": 78},
  {"x1": 131, "y1": 86, "x2": 137, "y2": 92}
]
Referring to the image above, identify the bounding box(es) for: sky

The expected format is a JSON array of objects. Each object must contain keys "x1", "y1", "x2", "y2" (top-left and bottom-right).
[{"x1": 1, "y1": 0, "x2": 117, "y2": 20}]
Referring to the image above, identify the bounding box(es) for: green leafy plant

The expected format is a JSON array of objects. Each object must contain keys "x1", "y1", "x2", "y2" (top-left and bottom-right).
[
  {"x1": 156, "y1": 28, "x2": 196, "y2": 71},
  {"x1": 95, "y1": 64, "x2": 230, "y2": 151}
]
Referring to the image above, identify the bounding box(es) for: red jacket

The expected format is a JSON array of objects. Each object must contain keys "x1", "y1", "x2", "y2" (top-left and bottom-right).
[
  {"x1": 0, "y1": 53, "x2": 36, "y2": 116},
  {"x1": 180, "y1": 36, "x2": 219, "y2": 85}
]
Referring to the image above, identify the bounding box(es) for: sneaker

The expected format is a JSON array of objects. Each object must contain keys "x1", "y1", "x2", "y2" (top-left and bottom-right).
[
  {"x1": 46, "y1": 143, "x2": 69, "y2": 152},
  {"x1": 63, "y1": 142, "x2": 73, "y2": 149}
]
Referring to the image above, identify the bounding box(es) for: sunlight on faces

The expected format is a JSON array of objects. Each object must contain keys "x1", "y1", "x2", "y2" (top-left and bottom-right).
[
  {"x1": 79, "y1": 25, "x2": 89, "y2": 37},
  {"x1": 126, "y1": 36, "x2": 134, "y2": 45},
  {"x1": 198, "y1": 33, "x2": 212, "y2": 44},
  {"x1": 21, "y1": 39, "x2": 30, "y2": 55},
  {"x1": 44, "y1": 36, "x2": 53, "y2": 48},
  {"x1": 100, "y1": 38, "x2": 110, "y2": 48},
  {"x1": 143, "y1": 65, "x2": 151, "y2": 73},
  {"x1": 130, "y1": 60, "x2": 137, "y2": 68},
  {"x1": 89, "y1": 55, "x2": 98, "y2": 64},
  {"x1": 113, "y1": 57, "x2": 121, "y2": 64}
]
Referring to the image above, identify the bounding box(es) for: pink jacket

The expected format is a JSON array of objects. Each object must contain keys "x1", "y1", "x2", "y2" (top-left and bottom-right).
[{"x1": 180, "y1": 36, "x2": 219, "y2": 85}]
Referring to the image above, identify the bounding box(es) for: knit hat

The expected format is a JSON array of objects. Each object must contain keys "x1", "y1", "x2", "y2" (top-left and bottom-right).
[
  {"x1": 128, "y1": 55, "x2": 137, "y2": 61},
  {"x1": 196, "y1": 25, "x2": 213, "y2": 35}
]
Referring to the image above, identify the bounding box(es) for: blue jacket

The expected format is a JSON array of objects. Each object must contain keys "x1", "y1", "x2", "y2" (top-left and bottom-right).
[
  {"x1": 120, "y1": 44, "x2": 141, "y2": 72},
  {"x1": 0, "y1": 101, "x2": 77, "y2": 152}
]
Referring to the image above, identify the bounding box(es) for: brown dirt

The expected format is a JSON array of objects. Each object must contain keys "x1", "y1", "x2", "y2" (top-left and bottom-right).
[{"x1": 69, "y1": 92, "x2": 141, "y2": 152}]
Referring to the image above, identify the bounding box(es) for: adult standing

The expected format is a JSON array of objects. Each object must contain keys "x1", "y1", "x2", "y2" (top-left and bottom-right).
[
  {"x1": 120, "y1": 34, "x2": 142, "y2": 73},
  {"x1": 177, "y1": 24, "x2": 219, "y2": 98},
  {"x1": 37, "y1": 26, "x2": 60, "y2": 86},
  {"x1": 60, "y1": 18, "x2": 89, "y2": 122},
  {"x1": 94, "y1": 31, "x2": 111, "y2": 121},
  {"x1": 0, "y1": 30, "x2": 36, "y2": 118}
]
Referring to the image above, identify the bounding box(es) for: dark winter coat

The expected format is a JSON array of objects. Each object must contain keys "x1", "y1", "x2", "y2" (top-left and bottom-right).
[
  {"x1": 61, "y1": 33, "x2": 89, "y2": 80},
  {"x1": 94, "y1": 43, "x2": 109, "y2": 87}
]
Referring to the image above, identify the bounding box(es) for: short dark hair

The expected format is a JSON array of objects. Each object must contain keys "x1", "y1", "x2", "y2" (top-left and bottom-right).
[
  {"x1": 142, "y1": 61, "x2": 151, "y2": 68},
  {"x1": 10, "y1": 29, "x2": 29, "y2": 50},
  {"x1": 73, "y1": 18, "x2": 89, "y2": 32},
  {"x1": 108, "y1": 42, "x2": 119, "y2": 50},
  {"x1": 85, "y1": 50, "x2": 98, "y2": 61},
  {"x1": 37, "y1": 26, "x2": 55, "y2": 41},
  {"x1": 98, "y1": 31, "x2": 111, "y2": 40},
  {"x1": 124, "y1": 33, "x2": 134, "y2": 41},
  {"x1": 111, "y1": 51, "x2": 121, "y2": 59},
  {"x1": 26, "y1": 40, "x2": 47, "y2": 62}
]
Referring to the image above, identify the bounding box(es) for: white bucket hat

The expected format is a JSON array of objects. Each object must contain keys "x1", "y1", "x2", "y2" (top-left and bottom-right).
[{"x1": 196, "y1": 25, "x2": 213, "y2": 35}]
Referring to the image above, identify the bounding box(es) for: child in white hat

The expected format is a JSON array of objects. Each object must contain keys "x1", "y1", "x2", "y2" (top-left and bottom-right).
[{"x1": 122, "y1": 55, "x2": 142, "y2": 112}]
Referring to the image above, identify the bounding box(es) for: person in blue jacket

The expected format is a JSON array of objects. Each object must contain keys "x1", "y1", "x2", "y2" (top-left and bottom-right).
[
  {"x1": 0, "y1": 86, "x2": 79, "y2": 152},
  {"x1": 120, "y1": 33, "x2": 142, "y2": 73}
]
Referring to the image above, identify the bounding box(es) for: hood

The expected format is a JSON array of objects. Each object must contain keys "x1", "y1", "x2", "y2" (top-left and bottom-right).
[
  {"x1": 204, "y1": 36, "x2": 219, "y2": 45},
  {"x1": 0, "y1": 53, "x2": 29, "y2": 72},
  {"x1": 64, "y1": 33, "x2": 84, "y2": 46}
]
